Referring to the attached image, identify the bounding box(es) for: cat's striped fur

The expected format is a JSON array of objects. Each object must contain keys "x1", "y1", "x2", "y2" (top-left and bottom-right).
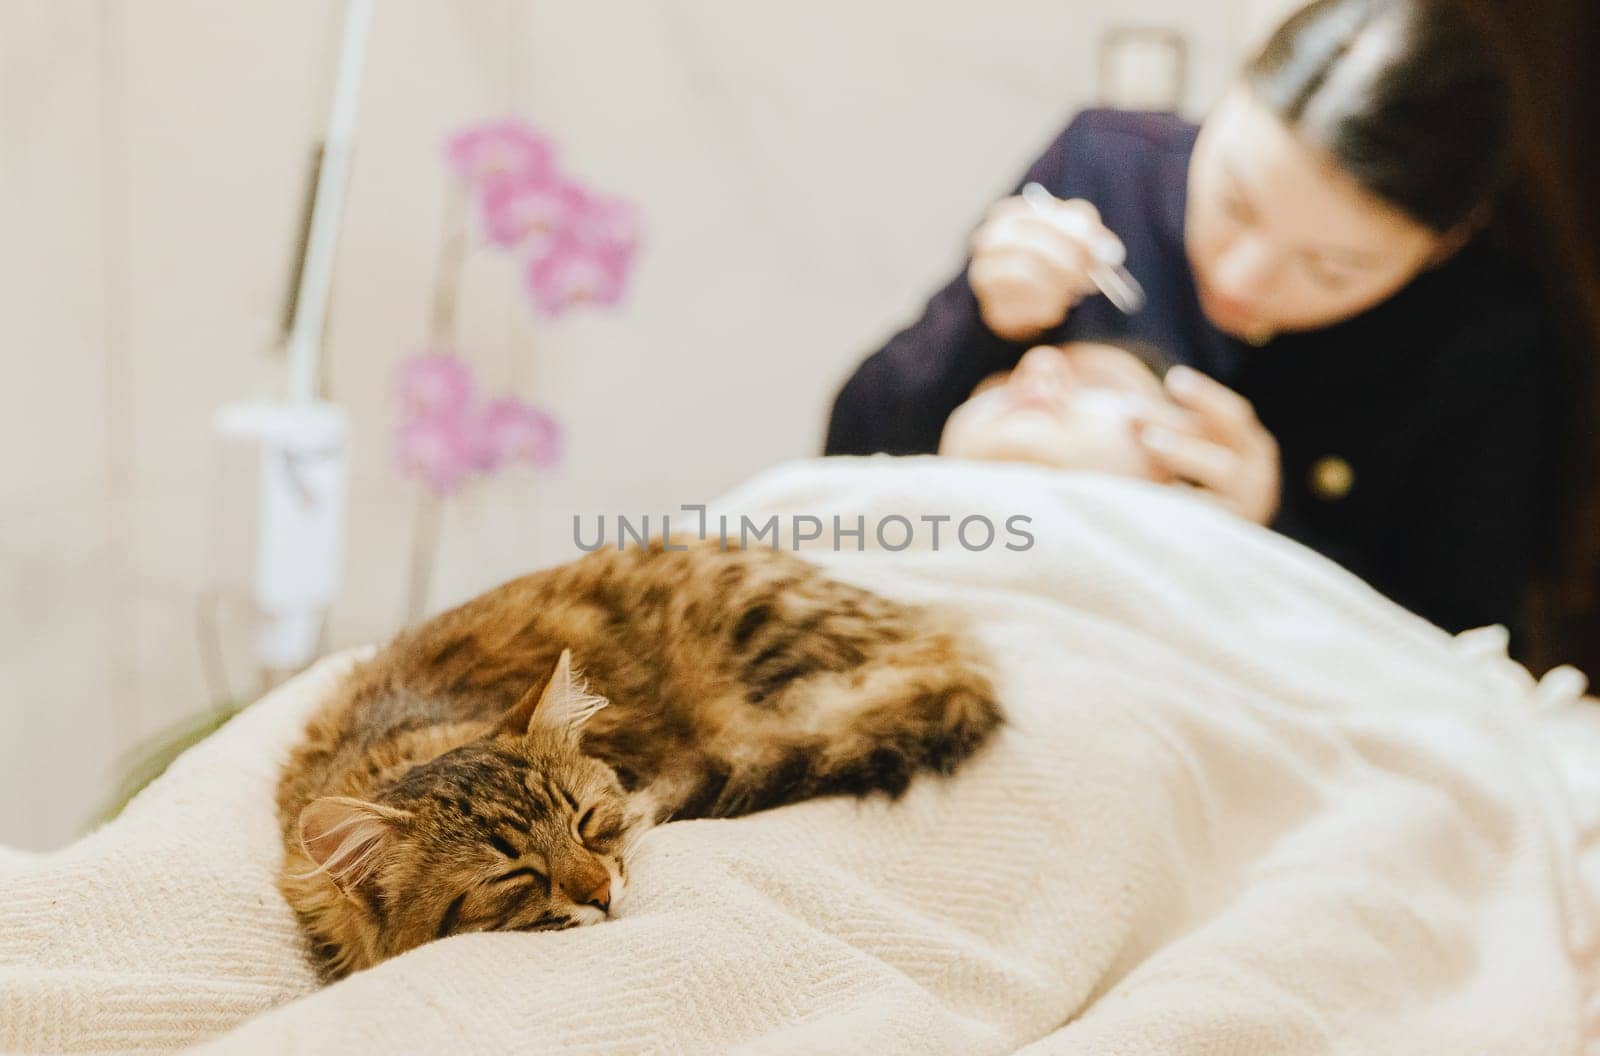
[{"x1": 277, "y1": 538, "x2": 1001, "y2": 981}]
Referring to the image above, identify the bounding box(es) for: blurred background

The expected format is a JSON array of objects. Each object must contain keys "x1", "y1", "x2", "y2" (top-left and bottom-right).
[{"x1": 5, "y1": 0, "x2": 1592, "y2": 851}]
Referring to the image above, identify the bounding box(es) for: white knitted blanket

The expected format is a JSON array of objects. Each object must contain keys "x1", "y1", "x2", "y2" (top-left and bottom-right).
[{"x1": 3, "y1": 456, "x2": 1596, "y2": 1054}]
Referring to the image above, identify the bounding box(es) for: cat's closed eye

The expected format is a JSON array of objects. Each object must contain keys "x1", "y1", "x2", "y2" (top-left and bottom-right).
[
  {"x1": 576, "y1": 805, "x2": 623, "y2": 849},
  {"x1": 491, "y1": 866, "x2": 548, "y2": 888}
]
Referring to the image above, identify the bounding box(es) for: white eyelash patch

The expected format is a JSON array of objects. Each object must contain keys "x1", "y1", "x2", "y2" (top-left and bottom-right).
[{"x1": 1069, "y1": 391, "x2": 1144, "y2": 420}]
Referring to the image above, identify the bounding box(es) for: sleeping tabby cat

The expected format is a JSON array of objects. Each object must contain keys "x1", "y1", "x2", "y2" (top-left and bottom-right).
[{"x1": 277, "y1": 538, "x2": 1001, "y2": 981}]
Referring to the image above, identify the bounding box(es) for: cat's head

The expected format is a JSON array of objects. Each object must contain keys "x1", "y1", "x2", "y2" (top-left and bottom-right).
[{"x1": 295, "y1": 650, "x2": 645, "y2": 972}]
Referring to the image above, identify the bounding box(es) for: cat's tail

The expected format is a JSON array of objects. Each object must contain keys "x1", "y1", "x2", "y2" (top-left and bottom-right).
[{"x1": 678, "y1": 634, "x2": 1003, "y2": 820}]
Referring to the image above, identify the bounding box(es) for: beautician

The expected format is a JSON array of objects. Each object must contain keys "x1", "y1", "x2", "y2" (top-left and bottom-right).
[{"x1": 824, "y1": 0, "x2": 1592, "y2": 641}]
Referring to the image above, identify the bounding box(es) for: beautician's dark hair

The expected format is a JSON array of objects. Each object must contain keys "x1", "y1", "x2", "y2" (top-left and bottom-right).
[
  {"x1": 1245, "y1": 0, "x2": 1510, "y2": 233},
  {"x1": 1252, "y1": 0, "x2": 1600, "y2": 672}
]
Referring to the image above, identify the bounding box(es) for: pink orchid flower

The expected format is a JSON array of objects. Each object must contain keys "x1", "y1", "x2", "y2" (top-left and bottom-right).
[
  {"x1": 524, "y1": 241, "x2": 630, "y2": 318},
  {"x1": 396, "y1": 412, "x2": 478, "y2": 497},
  {"x1": 480, "y1": 176, "x2": 588, "y2": 251},
  {"x1": 475, "y1": 397, "x2": 563, "y2": 471},
  {"x1": 568, "y1": 193, "x2": 642, "y2": 257},
  {"x1": 396, "y1": 353, "x2": 475, "y2": 421},
  {"x1": 394, "y1": 353, "x2": 564, "y2": 494},
  {"x1": 445, "y1": 121, "x2": 557, "y2": 187}
]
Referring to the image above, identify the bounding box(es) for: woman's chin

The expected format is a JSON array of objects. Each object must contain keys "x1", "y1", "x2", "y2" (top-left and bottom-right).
[{"x1": 1200, "y1": 300, "x2": 1263, "y2": 340}]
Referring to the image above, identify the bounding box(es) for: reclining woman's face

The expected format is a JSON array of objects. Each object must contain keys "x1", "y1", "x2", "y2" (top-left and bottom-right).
[{"x1": 938, "y1": 343, "x2": 1179, "y2": 481}]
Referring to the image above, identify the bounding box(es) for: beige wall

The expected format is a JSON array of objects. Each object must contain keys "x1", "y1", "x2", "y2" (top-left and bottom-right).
[{"x1": 1, "y1": 0, "x2": 1288, "y2": 849}]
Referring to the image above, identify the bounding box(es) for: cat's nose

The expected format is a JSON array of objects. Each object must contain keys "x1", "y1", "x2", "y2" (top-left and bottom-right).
[
  {"x1": 579, "y1": 876, "x2": 610, "y2": 913},
  {"x1": 563, "y1": 870, "x2": 611, "y2": 908}
]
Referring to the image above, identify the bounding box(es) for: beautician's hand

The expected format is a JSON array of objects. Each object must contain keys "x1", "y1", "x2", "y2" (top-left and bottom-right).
[
  {"x1": 1138, "y1": 366, "x2": 1281, "y2": 525},
  {"x1": 968, "y1": 194, "x2": 1126, "y2": 342}
]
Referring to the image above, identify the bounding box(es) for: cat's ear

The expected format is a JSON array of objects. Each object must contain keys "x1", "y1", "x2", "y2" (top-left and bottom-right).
[
  {"x1": 501, "y1": 648, "x2": 608, "y2": 739},
  {"x1": 297, "y1": 796, "x2": 412, "y2": 894}
]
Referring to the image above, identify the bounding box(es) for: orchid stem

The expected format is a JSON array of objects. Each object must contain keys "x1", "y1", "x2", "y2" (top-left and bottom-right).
[
  {"x1": 404, "y1": 182, "x2": 471, "y2": 624},
  {"x1": 429, "y1": 184, "x2": 469, "y2": 349},
  {"x1": 405, "y1": 491, "x2": 444, "y2": 624}
]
